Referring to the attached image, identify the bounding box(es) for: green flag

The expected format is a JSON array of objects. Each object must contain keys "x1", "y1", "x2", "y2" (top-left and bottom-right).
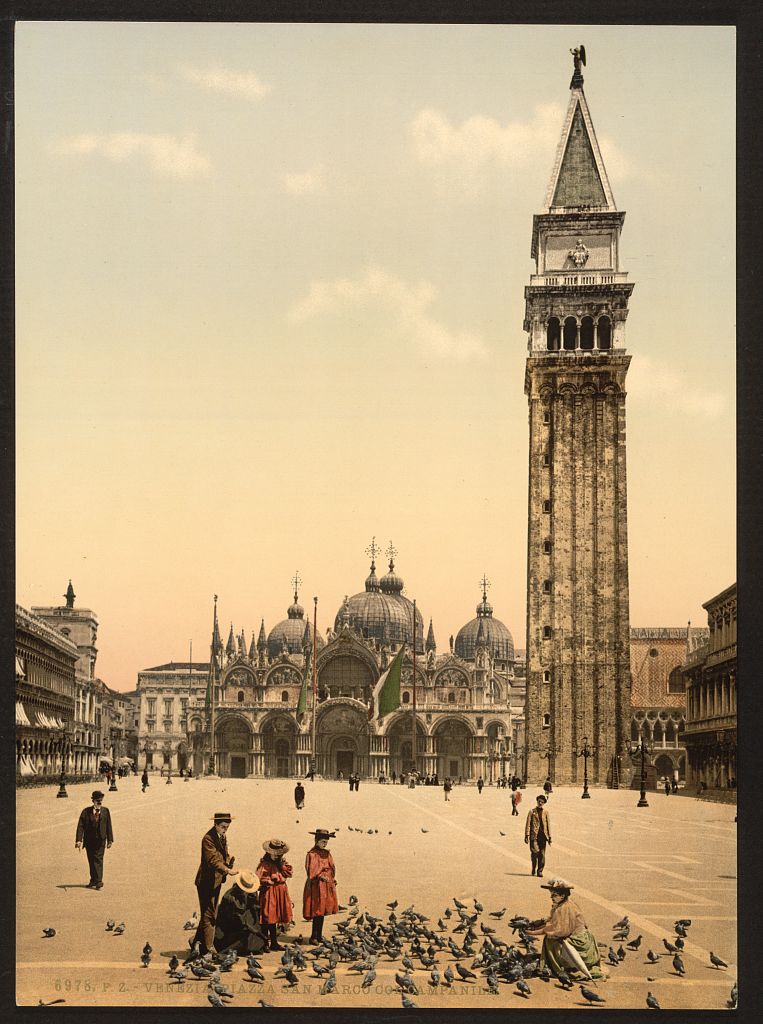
[
  {"x1": 368, "y1": 646, "x2": 405, "y2": 721},
  {"x1": 297, "y1": 672, "x2": 309, "y2": 716}
]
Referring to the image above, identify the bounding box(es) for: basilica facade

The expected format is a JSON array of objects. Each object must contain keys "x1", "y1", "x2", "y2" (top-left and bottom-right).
[{"x1": 136, "y1": 553, "x2": 525, "y2": 781}]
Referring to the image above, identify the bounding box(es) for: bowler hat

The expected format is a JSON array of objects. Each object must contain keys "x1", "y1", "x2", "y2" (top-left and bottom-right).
[
  {"x1": 309, "y1": 829, "x2": 336, "y2": 841},
  {"x1": 263, "y1": 838, "x2": 289, "y2": 857},
  {"x1": 237, "y1": 869, "x2": 257, "y2": 893},
  {"x1": 91, "y1": 791, "x2": 104, "y2": 801},
  {"x1": 535, "y1": 794, "x2": 547, "y2": 803}
]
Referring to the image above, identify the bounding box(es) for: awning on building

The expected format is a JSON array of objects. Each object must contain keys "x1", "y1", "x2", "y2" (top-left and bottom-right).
[
  {"x1": 18, "y1": 756, "x2": 37, "y2": 776},
  {"x1": 15, "y1": 656, "x2": 26, "y2": 680},
  {"x1": 15, "y1": 703, "x2": 32, "y2": 727}
]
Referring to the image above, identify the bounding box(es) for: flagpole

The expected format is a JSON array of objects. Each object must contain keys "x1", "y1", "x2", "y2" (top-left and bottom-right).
[
  {"x1": 311, "y1": 596, "x2": 318, "y2": 776},
  {"x1": 411, "y1": 598, "x2": 417, "y2": 775}
]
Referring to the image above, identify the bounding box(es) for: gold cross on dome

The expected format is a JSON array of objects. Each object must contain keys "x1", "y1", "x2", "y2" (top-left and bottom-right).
[
  {"x1": 365, "y1": 537, "x2": 379, "y2": 563},
  {"x1": 291, "y1": 571, "x2": 302, "y2": 598},
  {"x1": 480, "y1": 574, "x2": 491, "y2": 599},
  {"x1": 386, "y1": 541, "x2": 398, "y2": 565}
]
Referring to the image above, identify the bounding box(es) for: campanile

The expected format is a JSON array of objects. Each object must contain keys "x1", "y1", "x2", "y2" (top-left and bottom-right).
[{"x1": 524, "y1": 50, "x2": 634, "y2": 786}]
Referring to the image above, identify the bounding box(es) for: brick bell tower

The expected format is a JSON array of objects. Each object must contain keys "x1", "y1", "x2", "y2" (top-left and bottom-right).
[{"x1": 523, "y1": 48, "x2": 634, "y2": 787}]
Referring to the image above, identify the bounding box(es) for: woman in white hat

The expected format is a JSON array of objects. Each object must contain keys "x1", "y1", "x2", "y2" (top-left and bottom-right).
[
  {"x1": 526, "y1": 878, "x2": 606, "y2": 981},
  {"x1": 255, "y1": 839, "x2": 293, "y2": 952},
  {"x1": 303, "y1": 829, "x2": 338, "y2": 944}
]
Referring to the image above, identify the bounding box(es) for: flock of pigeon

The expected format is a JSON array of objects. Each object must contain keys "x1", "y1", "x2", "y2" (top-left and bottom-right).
[{"x1": 37, "y1": 896, "x2": 735, "y2": 1008}]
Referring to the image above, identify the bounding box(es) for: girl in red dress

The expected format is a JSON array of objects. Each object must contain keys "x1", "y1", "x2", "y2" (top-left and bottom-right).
[
  {"x1": 303, "y1": 829, "x2": 338, "y2": 944},
  {"x1": 256, "y1": 838, "x2": 293, "y2": 952}
]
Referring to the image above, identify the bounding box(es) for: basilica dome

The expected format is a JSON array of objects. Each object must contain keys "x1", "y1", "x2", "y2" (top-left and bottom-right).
[
  {"x1": 268, "y1": 590, "x2": 325, "y2": 659},
  {"x1": 336, "y1": 557, "x2": 424, "y2": 653},
  {"x1": 455, "y1": 587, "x2": 515, "y2": 662}
]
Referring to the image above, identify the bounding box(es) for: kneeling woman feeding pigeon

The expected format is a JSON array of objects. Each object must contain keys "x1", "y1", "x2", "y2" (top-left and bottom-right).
[
  {"x1": 256, "y1": 838, "x2": 293, "y2": 952},
  {"x1": 526, "y1": 878, "x2": 606, "y2": 982}
]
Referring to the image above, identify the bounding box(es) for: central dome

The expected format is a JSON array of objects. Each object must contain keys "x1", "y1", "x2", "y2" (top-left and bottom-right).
[
  {"x1": 268, "y1": 589, "x2": 325, "y2": 659},
  {"x1": 455, "y1": 586, "x2": 515, "y2": 662},
  {"x1": 335, "y1": 556, "x2": 424, "y2": 653}
]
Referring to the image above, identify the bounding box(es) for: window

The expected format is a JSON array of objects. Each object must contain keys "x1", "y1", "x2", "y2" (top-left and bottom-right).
[
  {"x1": 281, "y1": 691, "x2": 289, "y2": 703},
  {"x1": 180, "y1": 698, "x2": 188, "y2": 716},
  {"x1": 649, "y1": 648, "x2": 659, "y2": 658},
  {"x1": 163, "y1": 699, "x2": 173, "y2": 717},
  {"x1": 543, "y1": 410, "x2": 551, "y2": 424},
  {"x1": 237, "y1": 691, "x2": 245, "y2": 703},
  {"x1": 597, "y1": 315, "x2": 612, "y2": 349},
  {"x1": 147, "y1": 698, "x2": 156, "y2": 716},
  {"x1": 546, "y1": 317, "x2": 561, "y2": 351},
  {"x1": 542, "y1": 453, "x2": 550, "y2": 466},
  {"x1": 402, "y1": 691, "x2": 410, "y2": 704},
  {"x1": 476, "y1": 717, "x2": 483, "y2": 729},
  {"x1": 543, "y1": 626, "x2": 553, "y2": 639},
  {"x1": 448, "y1": 692, "x2": 456, "y2": 704},
  {"x1": 580, "y1": 316, "x2": 594, "y2": 350},
  {"x1": 543, "y1": 540, "x2": 552, "y2": 554},
  {"x1": 563, "y1": 316, "x2": 577, "y2": 350},
  {"x1": 668, "y1": 667, "x2": 685, "y2": 694},
  {"x1": 543, "y1": 670, "x2": 551, "y2": 684},
  {"x1": 543, "y1": 499, "x2": 552, "y2": 513},
  {"x1": 542, "y1": 713, "x2": 551, "y2": 728},
  {"x1": 542, "y1": 580, "x2": 552, "y2": 594}
]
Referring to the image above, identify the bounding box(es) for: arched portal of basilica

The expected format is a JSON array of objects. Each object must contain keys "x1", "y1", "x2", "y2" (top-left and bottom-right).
[
  {"x1": 215, "y1": 715, "x2": 252, "y2": 778},
  {"x1": 261, "y1": 713, "x2": 298, "y2": 778},
  {"x1": 315, "y1": 701, "x2": 370, "y2": 778}
]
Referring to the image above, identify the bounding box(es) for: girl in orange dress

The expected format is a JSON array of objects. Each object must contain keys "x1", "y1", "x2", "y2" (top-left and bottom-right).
[
  {"x1": 302, "y1": 829, "x2": 338, "y2": 943},
  {"x1": 256, "y1": 838, "x2": 293, "y2": 952}
]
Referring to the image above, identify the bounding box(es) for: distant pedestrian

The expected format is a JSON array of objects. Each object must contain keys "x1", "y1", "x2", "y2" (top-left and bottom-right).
[
  {"x1": 664, "y1": 778, "x2": 671, "y2": 797},
  {"x1": 338, "y1": 770, "x2": 344, "y2": 782},
  {"x1": 256, "y1": 839, "x2": 293, "y2": 952},
  {"x1": 294, "y1": 782, "x2": 305, "y2": 810},
  {"x1": 75, "y1": 790, "x2": 114, "y2": 890},
  {"x1": 141, "y1": 768, "x2": 149, "y2": 792},
  {"x1": 348, "y1": 774, "x2": 354, "y2": 792},
  {"x1": 193, "y1": 812, "x2": 238, "y2": 955},
  {"x1": 525, "y1": 795, "x2": 551, "y2": 877},
  {"x1": 391, "y1": 771, "x2": 397, "y2": 785},
  {"x1": 477, "y1": 777, "x2": 484, "y2": 794},
  {"x1": 511, "y1": 788, "x2": 522, "y2": 816},
  {"x1": 543, "y1": 778, "x2": 553, "y2": 798},
  {"x1": 355, "y1": 774, "x2": 361, "y2": 792},
  {"x1": 303, "y1": 829, "x2": 338, "y2": 944},
  {"x1": 444, "y1": 778, "x2": 452, "y2": 802},
  {"x1": 671, "y1": 778, "x2": 679, "y2": 795}
]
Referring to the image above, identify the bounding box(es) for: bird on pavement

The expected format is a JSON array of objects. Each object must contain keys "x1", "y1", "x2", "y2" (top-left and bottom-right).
[
  {"x1": 320, "y1": 973, "x2": 336, "y2": 995},
  {"x1": 646, "y1": 991, "x2": 661, "y2": 1010},
  {"x1": 646, "y1": 950, "x2": 660, "y2": 964},
  {"x1": 453, "y1": 898, "x2": 467, "y2": 909},
  {"x1": 257, "y1": 998, "x2": 274, "y2": 1007},
  {"x1": 246, "y1": 956, "x2": 262, "y2": 969},
  {"x1": 210, "y1": 980, "x2": 233, "y2": 999},
  {"x1": 517, "y1": 979, "x2": 531, "y2": 998},
  {"x1": 349, "y1": 895, "x2": 358, "y2": 905},
  {"x1": 168, "y1": 956, "x2": 179, "y2": 974},
  {"x1": 443, "y1": 965, "x2": 454, "y2": 986},
  {"x1": 662, "y1": 938, "x2": 678, "y2": 955},
  {"x1": 429, "y1": 968, "x2": 440, "y2": 987},
  {"x1": 607, "y1": 948, "x2": 620, "y2": 967},
  {"x1": 474, "y1": 899, "x2": 483, "y2": 913},
  {"x1": 42, "y1": 929, "x2": 56, "y2": 938},
  {"x1": 387, "y1": 900, "x2": 398, "y2": 910},
  {"x1": 613, "y1": 916, "x2": 629, "y2": 930},
  {"x1": 401, "y1": 994, "x2": 417, "y2": 1008},
  {"x1": 207, "y1": 991, "x2": 226, "y2": 1007},
  {"x1": 456, "y1": 964, "x2": 476, "y2": 982},
  {"x1": 672, "y1": 954, "x2": 685, "y2": 976},
  {"x1": 489, "y1": 908, "x2": 507, "y2": 919},
  {"x1": 674, "y1": 923, "x2": 687, "y2": 937},
  {"x1": 280, "y1": 967, "x2": 299, "y2": 988},
  {"x1": 140, "y1": 952, "x2": 151, "y2": 968},
  {"x1": 480, "y1": 923, "x2": 496, "y2": 935},
  {"x1": 402, "y1": 954, "x2": 415, "y2": 972},
  {"x1": 106, "y1": 920, "x2": 115, "y2": 931},
  {"x1": 246, "y1": 965, "x2": 264, "y2": 983},
  {"x1": 170, "y1": 968, "x2": 187, "y2": 983},
  {"x1": 191, "y1": 963, "x2": 214, "y2": 980},
  {"x1": 617, "y1": 946, "x2": 627, "y2": 961},
  {"x1": 113, "y1": 923, "x2": 125, "y2": 936},
  {"x1": 675, "y1": 919, "x2": 691, "y2": 929},
  {"x1": 710, "y1": 952, "x2": 728, "y2": 969},
  {"x1": 728, "y1": 982, "x2": 738, "y2": 1009},
  {"x1": 674, "y1": 937, "x2": 685, "y2": 950},
  {"x1": 627, "y1": 935, "x2": 642, "y2": 950},
  {"x1": 557, "y1": 971, "x2": 574, "y2": 990},
  {"x1": 580, "y1": 986, "x2": 606, "y2": 1004},
  {"x1": 361, "y1": 968, "x2": 376, "y2": 989},
  {"x1": 143, "y1": 942, "x2": 153, "y2": 956}
]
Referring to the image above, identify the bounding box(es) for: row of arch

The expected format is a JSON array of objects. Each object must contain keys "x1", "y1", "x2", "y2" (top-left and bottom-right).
[
  {"x1": 16, "y1": 736, "x2": 71, "y2": 777},
  {"x1": 546, "y1": 314, "x2": 612, "y2": 351}
]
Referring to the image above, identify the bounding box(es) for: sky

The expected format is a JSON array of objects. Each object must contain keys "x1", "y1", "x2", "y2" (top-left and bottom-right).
[{"x1": 14, "y1": 22, "x2": 736, "y2": 692}]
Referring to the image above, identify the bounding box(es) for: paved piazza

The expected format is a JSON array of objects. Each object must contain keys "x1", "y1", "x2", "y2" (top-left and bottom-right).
[{"x1": 17, "y1": 776, "x2": 737, "y2": 1009}]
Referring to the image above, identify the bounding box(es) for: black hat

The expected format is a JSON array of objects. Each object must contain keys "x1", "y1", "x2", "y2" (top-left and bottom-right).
[
  {"x1": 91, "y1": 790, "x2": 104, "y2": 801},
  {"x1": 536, "y1": 794, "x2": 547, "y2": 803},
  {"x1": 309, "y1": 829, "x2": 336, "y2": 841}
]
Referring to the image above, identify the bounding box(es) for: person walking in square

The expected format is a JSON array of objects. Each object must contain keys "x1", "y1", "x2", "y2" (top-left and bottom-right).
[
  {"x1": 664, "y1": 777, "x2": 671, "y2": 796},
  {"x1": 525, "y1": 794, "x2": 551, "y2": 877},
  {"x1": 444, "y1": 777, "x2": 452, "y2": 802},
  {"x1": 141, "y1": 767, "x2": 149, "y2": 792},
  {"x1": 256, "y1": 839, "x2": 293, "y2": 952},
  {"x1": 477, "y1": 776, "x2": 484, "y2": 794},
  {"x1": 75, "y1": 790, "x2": 113, "y2": 889},
  {"x1": 294, "y1": 782, "x2": 305, "y2": 810},
  {"x1": 543, "y1": 778, "x2": 553, "y2": 798},
  {"x1": 511, "y1": 786, "x2": 522, "y2": 816},
  {"x1": 193, "y1": 812, "x2": 238, "y2": 955},
  {"x1": 303, "y1": 829, "x2": 338, "y2": 944}
]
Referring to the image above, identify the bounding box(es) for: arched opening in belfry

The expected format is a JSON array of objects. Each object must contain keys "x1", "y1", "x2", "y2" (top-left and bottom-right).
[
  {"x1": 563, "y1": 317, "x2": 577, "y2": 350},
  {"x1": 597, "y1": 315, "x2": 612, "y2": 349},
  {"x1": 580, "y1": 316, "x2": 595, "y2": 349},
  {"x1": 546, "y1": 317, "x2": 561, "y2": 351}
]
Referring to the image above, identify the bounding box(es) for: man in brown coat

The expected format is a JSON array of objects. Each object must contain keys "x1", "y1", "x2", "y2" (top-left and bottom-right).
[
  {"x1": 524, "y1": 794, "x2": 552, "y2": 877},
  {"x1": 193, "y1": 813, "x2": 239, "y2": 955}
]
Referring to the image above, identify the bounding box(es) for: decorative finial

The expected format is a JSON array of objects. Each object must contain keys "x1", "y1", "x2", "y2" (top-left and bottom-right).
[
  {"x1": 64, "y1": 580, "x2": 76, "y2": 609},
  {"x1": 386, "y1": 540, "x2": 398, "y2": 570},
  {"x1": 480, "y1": 574, "x2": 491, "y2": 601},
  {"x1": 365, "y1": 536, "x2": 379, "y2": 569},
  {"x1": 570, "y1": 44, "x2": 586, "y2": 89},
  {"x1": 291, "y1": 570, "x2": 302, "y2": 603}
]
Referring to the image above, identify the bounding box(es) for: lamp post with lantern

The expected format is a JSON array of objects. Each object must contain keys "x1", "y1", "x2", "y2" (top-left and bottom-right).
[
  {"x1": 577, "y1": 736, "x2": 595, "y2": 799},
  {"x1": 630, "y1": 737, "x2": 654, "y2": 807}
]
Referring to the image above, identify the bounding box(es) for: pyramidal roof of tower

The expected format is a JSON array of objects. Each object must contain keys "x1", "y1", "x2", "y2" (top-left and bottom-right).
[{"x1": 543, "y1": 83, "x2": 616, "y2": 213}]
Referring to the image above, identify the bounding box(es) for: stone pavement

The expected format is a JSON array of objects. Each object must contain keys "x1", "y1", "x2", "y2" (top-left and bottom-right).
[{"x1": 16, "y1": 776, "x2": 737, "y2": 1009}]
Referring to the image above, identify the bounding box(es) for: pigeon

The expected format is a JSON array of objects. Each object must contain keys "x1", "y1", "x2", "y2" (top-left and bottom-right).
[
  {"x1": 279, "y1": 967, "x2": 299, "y2": 988},
  {"x1": 140, "y1": 952, "x2": 151, "y2": 968},
  {"x1": 113, "y1": 923, "x2": 125, "y2": 936},
  {"x1": 489, "y1": 908, "x2": 507, "y2": 919},
  {"x1": 257, "y1": 1000, "x2": 274, "y2": 1008},
  {"x1": 474, "y1": 899, "x2": 483, "y2": 913},
  {"x1": 207, "y1": 992, "x2": 226, "y2": 1008},
  {"x1": 349, "y1": 895, "x2": 358, "y2": 905},
  {"x1": 170, "y1": 968, "x2": 187, "y2": 983},
  {"x1": 443, "y1": 965, "x2": 454, "y2": 986},
  {"x1": 192, "y1": 962, "x2": 214, "y2": 979},
  {"x1": 168, "y1": 956, "x2": 179, "y2": 974},
  {"x1": 627, "y1": 935, "x2": 642, "y2": 951},
  {"x1": 662, "y1": 939, "x2": 678, "y2": 955},
  {"x1": 395, "y1": 973, "x2": 419, "y2": 995},
  {"x1": 106, "y1": 920, "x2": 115, "y2": 931},
  {"x1": 517, "y1": 979, "x2": 531, "y2": 997},
  {"x1": 480, "y1": 923, "x2": 496, "y2": 935},
  {"x1": 210, "y1": 981, "x2": 234, "y2": 999},
  {"x1": 617, "y1": 946, "x2": 627, "y2": 961},
  {"x1": 320, "y1": 973, "x2": 336, "y2": 995},
  {"x1": 646, "y1": 991, "x2": 661, "y2": 1010},
  {"x1": 674, "y1": 937, "x2": 685, "y2": 950},
  {"x1": 672, "y1": 954, "x2": 685, "y2": 976},
  {"x1": 387, "y1": 900, "x2": 398, "y2": 910},
  {"x1": 361, "y1": 968, "x2": 376, "y2": 990},
  {"x1": 675, "y1": 919, "x2": 692, "y2": 928},
  {"x1": 401, "y1": 994, "x2": 417, "y2": 1008},
  {"x1": 538, "y1": 967, "x2": 552, "y2": 983},
  {"x1": 710, "y1": 952, "x2": 728, "y2": 969},
  {"x1": 486, "y1": 972, "x2": 500, "y2": 994},
  {"x1": 728, "y1": 982, "x2": 738, "y2": 1009},
  {"x1": 247, "y1": 956, "x2": 262, "y2": 969},
  {"x1": 246, "y1": 965, "x2": 264, "y2": 983},
  {"x1": 580, "y1": 985, "x2": 606, "y2": 1004},
  {"x1": 499, "y1": 831, "x2": 506, "y2": 836},
  {"x1": 402, "y1": 955, "x2": 415, "y2": 972},
  {"x1": 557, "y1": 970, "x2": 574, "y2": 990},
  {"x1": 453, "y1": 898, "x2": 467, "y2": 909},
  {"x1": 42, "y1": 929, "x2": 56, "y2": 938},
  {"x1": 607, "y1": 948, "x2": 620, "y2": 967},
  {"x1": 143, "y1": 942, "x2": 153, "y2": 956},
  {"x1": 429, "y1": 968, "x2": 440, "y2": 986},
  {"x1": 421, "y1": 828, "x2": 429, "y2": 833},
  {"x1": 646, "y1": 950, "x2": 660, "y2": 964},
  {"x1": 674, "y1": 923, "x2": 687, "y2": 937},
  {"x1": 456, "y1": 963, "x2": 476, "y2": 982},
  {"x1": 613, "y1": 915, "x2": 629, "y2": 930}
]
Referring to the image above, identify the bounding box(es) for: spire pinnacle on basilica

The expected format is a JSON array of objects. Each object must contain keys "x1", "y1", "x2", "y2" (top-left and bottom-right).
[
  {"x1": 226, "y1": 623, "x2": 235, "y2": 657},
  {"x1": 211, "y1": 594, "x2": 222, "y2": 656},
  {"x1": 64, "y1": 580, "x2": 76, "y2": 608},
  {"x1": 257, "y1": 618, "x2": 267, "y2": 652},
  {"x1": 425, "y1": 618, "x2": 436, "y2": 653},
  {"x1": 249, "y1": 631, "x2": 257, "y2": 660}
]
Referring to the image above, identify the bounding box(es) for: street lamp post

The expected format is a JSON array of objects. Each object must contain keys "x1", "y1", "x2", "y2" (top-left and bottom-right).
[
  {"x1": 540, "y1": 746, "x2": 553, "y2": 785},
  {"x1": 56, "y1": 731, "x2": 68, "y2": 798},
  {"x1": 630, "y1": 738, "x2": 653, "y2": 807},
  {"x1": 577, "y1": 736, "x2": 594, "y2": 799}
]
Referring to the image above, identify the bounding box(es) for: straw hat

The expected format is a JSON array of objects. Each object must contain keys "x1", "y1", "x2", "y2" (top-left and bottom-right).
[
  {"x1": 540, "y1": 877, "x2": 574, "y2": 892},
  {"x1": 212, "y1": 813, "x2": 233, "y2": 823},
  {"x1": 236, "y1": 869, "x2": 257, "y2": 893},
  {"x1": 263, "y1": 838, "x2": 289, "y2": 857},
  {"x1": 308, "y1": 829, "x2": 336, "y2": 841}
]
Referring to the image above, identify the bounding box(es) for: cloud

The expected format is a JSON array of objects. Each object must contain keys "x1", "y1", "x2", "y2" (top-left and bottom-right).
[
  {"x1": 282, "y1": 165, "x2": 326, "y2": 196},
  {"x1": 628, "y1": 354, "x2": 726, "y2": 418},
  {"x1": 288, "y1": 266, "x2": 487, "y2": 362},
  {"x1": 180, "y1": 65, "x2": 271, "y2": 100},
  {"x1": 411, "y1": 103, "x2": 564, "y2": 169},
  {"x1": 50, "y1": 132, "x2": 211, "y2": 179}
]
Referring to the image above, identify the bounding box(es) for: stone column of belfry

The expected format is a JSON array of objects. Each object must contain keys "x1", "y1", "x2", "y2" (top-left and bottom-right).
[{"x1": 523, "y1": 52, "x2": 634, "y2": 787}]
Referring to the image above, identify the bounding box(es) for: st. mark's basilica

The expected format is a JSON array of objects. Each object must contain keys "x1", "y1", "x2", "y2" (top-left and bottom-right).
[{"x1": 137, "y1": 543, "x2": 526, "y2": 782}]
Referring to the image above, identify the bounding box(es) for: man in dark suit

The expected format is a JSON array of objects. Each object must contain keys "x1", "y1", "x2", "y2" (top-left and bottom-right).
[
  {"x1": 194, "y1": 813, "x2": 239, "y2": 955},
  {"x1": 75, "y1": 790, "x2": 114, "y2": 889}
]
